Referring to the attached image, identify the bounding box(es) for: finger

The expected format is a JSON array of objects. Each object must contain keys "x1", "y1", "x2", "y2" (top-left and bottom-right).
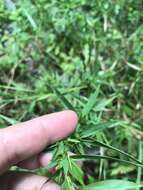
[
  {"x1": 0, "y1": 111, "x2": 78, "y2": 173},
  {"x1": 0, "y1": 171, "x2": 60, "y2": 190},
  {"x1": 17, "y1": 153, "x2": 52, "y2": 170}
]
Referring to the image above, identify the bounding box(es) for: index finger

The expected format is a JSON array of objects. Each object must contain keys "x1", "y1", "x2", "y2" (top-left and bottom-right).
[{"x1": 0, "y1": 110, "x2": 78, "y2": 173}]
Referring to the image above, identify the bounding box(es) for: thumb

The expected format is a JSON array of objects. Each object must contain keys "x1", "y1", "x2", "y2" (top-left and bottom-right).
[{"x1": 0, "y1": 171, "x2": 60, "y2": 190}]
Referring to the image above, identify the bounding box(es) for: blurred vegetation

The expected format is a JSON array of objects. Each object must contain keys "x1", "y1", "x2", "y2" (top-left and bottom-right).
[{"x1": 1, "y1": 0, "x2": 143, "y2": 189}]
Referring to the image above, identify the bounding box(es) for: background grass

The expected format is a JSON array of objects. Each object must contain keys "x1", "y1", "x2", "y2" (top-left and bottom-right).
[{"x1": 1, "y1": 0, "x2": 143, "y2": 189}]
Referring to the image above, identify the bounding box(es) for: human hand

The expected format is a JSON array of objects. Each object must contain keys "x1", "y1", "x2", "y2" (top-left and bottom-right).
[{"x1": 0, "y1": 111, "x2": 78, "y2": 190}]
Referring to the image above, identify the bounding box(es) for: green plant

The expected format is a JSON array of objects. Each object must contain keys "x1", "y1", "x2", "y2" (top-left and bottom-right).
[{"x1": 1, "y1": 0, "x2": 143, "y2": 189}]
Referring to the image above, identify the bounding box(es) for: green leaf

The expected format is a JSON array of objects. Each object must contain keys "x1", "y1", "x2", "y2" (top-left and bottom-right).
[
  {"x1": 48, "y1": 86, "x2": 76, "y2": 111},
  {"x1": 82, "y1": 180, "x2": 142, "y2": 190},
  {"x1": 81, "y1": 139, "x2": 143, "y2": 165},
  {"x1": 23, "y1": 9, "x2": 37, "y2": 29},
  {"x1": 71, "y1": 155, "x2": 142, "y2": 167},
  {"x1": 61, "y1": 158, "x2": 69, "y2": 175},
  {"x1": 61, "y1": 176, "x2": 75, "y2": 190},
  {"x1": 80, "y1": 121, "x2": 118, "y2": 138},
  {"x1": 47, "y1": 160, "x2": 57, "y2": 170},
  {"x1": 0, "y1": 114, "x2": 18, "y2": 125},
  {"x1": 69, "y1": 160, "x2": 84, "y2": 186},
  {"x1": 94, "y1": 96, "x2": 116, "y2": 112},
  {"x1": 82, "y1": 86, "x2": 100, "y2": 117}
]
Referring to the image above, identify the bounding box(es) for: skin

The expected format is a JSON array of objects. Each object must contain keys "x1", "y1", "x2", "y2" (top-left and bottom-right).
[{"x1": 0, "y1": 110, "x2": 78, "y2": 190}]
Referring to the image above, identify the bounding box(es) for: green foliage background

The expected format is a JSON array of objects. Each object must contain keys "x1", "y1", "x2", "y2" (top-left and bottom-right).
[{"x1": 1, "y1": 0, "x2": 143, "y2": 189}]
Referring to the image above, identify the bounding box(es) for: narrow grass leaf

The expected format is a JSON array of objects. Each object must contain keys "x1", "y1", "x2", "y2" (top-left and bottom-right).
[
  {"x1": 23, "y1": 9, "x2": 37, "y2": 29},
  {"x1": 82, "y1": 139, "x2": 143, "y2": 165},
  {"x1": 71, "y1": 155, "x2": 142, "y2": 167},
  {"x1": 80, "y1": 121, "x2": 118, "y2": 138},
  {"x1": 69, "y1": 160, "x2": 84, "y2": 186},
  {"x1": 82, "y1": 86, "x2": 100, "y2": 117},
  {"x1": 82, "y1": 180, "x2": 142, "y2": 190},
  {"x1": 94, "y1": 96, "x2": 116, "y2": 112},
  {"x1": 48, "y1": 86, "x2": 76, "y2": 111},
  {"x1": 0, "y1": 114, "x2": 18, "y2": 125},
  {"x1": 62, "y1": 158, "x2": 70, "y2": 175}
]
